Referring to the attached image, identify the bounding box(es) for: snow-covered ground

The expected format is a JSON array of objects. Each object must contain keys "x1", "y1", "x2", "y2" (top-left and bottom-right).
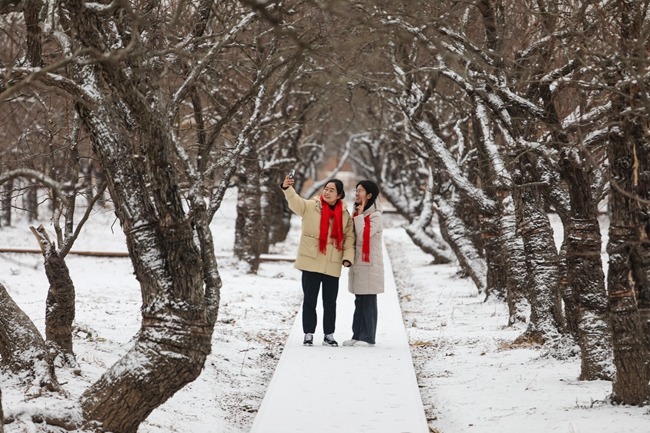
[{"x1": 0, "y1": 191, "x2": 648, "y2": 432}]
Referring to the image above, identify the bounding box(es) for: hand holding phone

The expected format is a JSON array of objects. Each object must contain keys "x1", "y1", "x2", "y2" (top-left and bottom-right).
[{"x1": 282, "y1": 170, "x2": 296, "y2": 189}]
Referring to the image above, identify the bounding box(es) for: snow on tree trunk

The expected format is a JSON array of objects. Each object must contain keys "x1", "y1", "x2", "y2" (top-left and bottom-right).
[
  {"x1": 29, "y1": 225, "x2": 77, "y2": 364},
  {"x1": 514, "y1": 183, "x2": 564, "y2": 343},
  {"x1": 470, "y1": 118, "x2": 509, "y2": 301},
  {"x1": 76, "y1": 98, "x2": 216, "y2": 432},
  {"x1": 404, "y1": 184, "x2": 453, "y2": 264},
  {"x1": 0, "y1": 283, "x2": 59, "y2": 392},
  {"x1": 499, "y1": 192, "x2": 529, "y2": 326},
  {"x1": 44, "y1": 253, "x2": 76, "y2": 361},
  {"x1": 434, "y1": 193, "x2": 487, "y2": 292},
  {"x1": 559, "y1": 148, "x2": 614, "y2": 381},
  {"x1": 234, "y1": 152, "x2": 263, "y2": 273},
  {"x1": 606, "y1": 120, "x2": 650, "y2": 404}
]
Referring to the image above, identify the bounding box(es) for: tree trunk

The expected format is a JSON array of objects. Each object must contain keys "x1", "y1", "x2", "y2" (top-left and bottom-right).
[
  {"x1": 29, "y1": 225, "x2": 77, "y2": 364},
  {"x1": 405, "y1": 185, "x2": 453, "y2": 264},
  {"x1": 606, "y1": 120, "x2": 650, "y2": 404},
  {"x1": 472, "y1": 119, "x2": 508, "y2": 300},
  {"x1": 234, "y1": 153, "x2": 263, "y2": 273},
  {"x1": 480, "y1": 212, "x2": 508, "y2": 300},
  {"x1": 633, "y1": 140, "x2": 650, "y2": 361},
  {"x1": 76, "y1": 99, "x2": 217, "y2": 433},
  {"x1": 499, "y1": 192, "x2": 529, "y2": 326},
  {"x1": 84, "y1": 160, "x2": 95, "y2": 206},
  {"x1": 530, "y1": 155, "x2": 579, "y2": 339},
  {"x1": 0, "y1": 283, "x2": 59, "y2": 391},
  {"x1": 514, "y1": 182, "x2": 564, "y2": 343},
  {"x1": 0, "y1": 385, "x2": 3, "y2": 433},
  {"x1": 434, "y1": 193, "x2": 487, "y2": 292},
  {"x1": 26, "y1": 181, "x2": 39, "y2": 222},
  {"x1": 559, "y1": 148, "x2": 613, "y2": 380},
  {"x1": 1, "y1": 179, "x2": 12, "y2": 227},
  {"x1": 260, "y1": 169, "x2": 290, "y2": 250},
  {"x1": 45, "y1": 254, "x2": 76, "y2": 363}
]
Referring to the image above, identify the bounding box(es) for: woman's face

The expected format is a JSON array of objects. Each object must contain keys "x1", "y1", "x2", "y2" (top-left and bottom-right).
[
  {"x1": 322, "y1": 182, "x2": 342, "y2": 206},
  {"x1": 355, "y1": 185, "x2": 371, "y2": 203}
]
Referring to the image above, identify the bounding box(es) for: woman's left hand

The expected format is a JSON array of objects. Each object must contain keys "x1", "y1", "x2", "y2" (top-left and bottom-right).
[
  {"x1": 355, "y1": 198, "x2": 366, "y2": 215},
  {"x1": 343, "y1": 260, "x2": 351, "y2": 268}
]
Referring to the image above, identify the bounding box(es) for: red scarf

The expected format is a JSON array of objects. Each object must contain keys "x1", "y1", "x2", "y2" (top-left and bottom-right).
[
  {"x1": 319, "y1": 197, "x2": 344, "y2": 255},
  {"x1": 354, "y1": 210, "x2": 372, "y2": 263}
]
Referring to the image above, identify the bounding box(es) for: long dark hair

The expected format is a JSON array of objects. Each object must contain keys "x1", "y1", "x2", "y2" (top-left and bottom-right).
[
  {"x1": 356, "y1": 180, "x2": 379, "y2": 211},
  {"x1": 325, "y1": 179, "x2": 345, "y2": 200}
]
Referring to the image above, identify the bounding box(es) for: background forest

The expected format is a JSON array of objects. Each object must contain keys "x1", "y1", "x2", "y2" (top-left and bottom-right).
[{"x1": 1, "y1": 0, "x2": 649, "y2": 431}]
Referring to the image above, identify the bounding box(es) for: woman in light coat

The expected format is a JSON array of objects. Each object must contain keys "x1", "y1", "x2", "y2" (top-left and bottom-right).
[
  {"x1": 281, "y1": 175, "x2": 355, "y2": 347},
  {"x1": 344, "y1": 180, "x2": 384, "y2": 347}
]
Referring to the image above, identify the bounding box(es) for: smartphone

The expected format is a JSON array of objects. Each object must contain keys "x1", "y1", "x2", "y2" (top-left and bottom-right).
[{"x1": 289, "y1": 169, "x2": 295, "y2": 179}]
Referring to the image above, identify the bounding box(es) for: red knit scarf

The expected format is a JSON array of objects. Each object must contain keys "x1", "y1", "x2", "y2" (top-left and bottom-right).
[
  {"x1": 354, "y1": 210, "x2": 372, "y2": 263},
  {"x1": 319, "y1": 197, "x2": 344, "y2": 255}
]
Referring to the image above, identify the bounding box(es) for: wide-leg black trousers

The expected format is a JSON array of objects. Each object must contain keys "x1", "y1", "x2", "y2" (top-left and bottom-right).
[
  {"x1": 351, "y1": 294, "x2": 378, "y2": 344},
  {"x1": 301, "y1": 270, "x2": 339, "y2": 335}
]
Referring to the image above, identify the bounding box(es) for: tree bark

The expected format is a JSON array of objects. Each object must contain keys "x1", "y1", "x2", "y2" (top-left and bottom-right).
[
  {"x1": 405, "y1": 185, "x2": 453, "y2": 264},
  {"x1": 634, "y1": 140, "x2": 650, "y2": 360},
  {"x1": 434, "y1": 193, "x2": 487, "y2": 292},
  {"x1": 514, "y1": 181, "x2": 564, "y2": 343},
  {"x1": 606, "y1": 112, "x2": 650, "y2": 404},
  {"x1": 75, "y1": 91, "x2": 217, "y2": 432},
  {"x1": 234, "y1": 151, "x2": 263, "y2": 273},
  {"x1": 44, "y1": 253, "x2": 76, "y2": 362},
  {"x1": 0, "y1": 283, "x2": 59, "y2": 391},
  {"x1": 1, "y1": 179, "x2": 12, "y2": 227},
  {"x1": 0, "y1": 385, "x2": 3, "y2": 433},
  {"x1": 30, "y1": 225, "x2": 76, "y2": 364},
  {"x1": 26, "y1": 181, "x2": 39, "y2": 222},
  {"x1": 560, "y1": 149, "x2": 613, "y2": 380},
  {"x1": 499, "y1": 192, "x2": 529, "y2": 326},
  {"x1": 261, "y1": 170, "x2": 287, "y2": 249}
]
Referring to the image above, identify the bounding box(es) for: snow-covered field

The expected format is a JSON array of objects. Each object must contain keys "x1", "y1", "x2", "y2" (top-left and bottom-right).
[{"x1": 0, "y1": 190, "x2": 648, "y2": 432}]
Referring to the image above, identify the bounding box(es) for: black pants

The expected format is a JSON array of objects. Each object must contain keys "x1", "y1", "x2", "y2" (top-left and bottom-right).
[
  {"x1": 352, "y1": 294, "x2": 378, "y2": 344},
  {"x1": 301, "y1": 270, "x2": 339, "y2": 335}
]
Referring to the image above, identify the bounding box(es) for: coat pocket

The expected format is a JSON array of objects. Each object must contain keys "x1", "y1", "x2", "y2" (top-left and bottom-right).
[{"x1": 298, "y1": 234, "x2": 319, "y2": 259}]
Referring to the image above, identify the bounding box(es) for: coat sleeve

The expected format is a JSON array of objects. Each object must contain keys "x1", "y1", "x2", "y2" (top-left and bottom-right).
[
  {"x1": 282, "y1": 186, "x2": 308, "y2": 216},
  {"x1": 342, "y1": 210, "x2": 355, "y2": 265}
]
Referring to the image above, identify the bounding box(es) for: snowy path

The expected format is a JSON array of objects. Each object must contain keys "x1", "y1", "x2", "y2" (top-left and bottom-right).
[{"x1": 250, "y1": 243, "x2": 428, "y2": 433}]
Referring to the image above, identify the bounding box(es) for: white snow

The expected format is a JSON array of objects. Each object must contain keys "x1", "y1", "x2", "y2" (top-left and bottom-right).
[
  {"x1": 0, "y1": 190, "x2": 648, "y2": 432},
  {"x1": 250, "y1": 243, "x2": 427, "y2": 433}
]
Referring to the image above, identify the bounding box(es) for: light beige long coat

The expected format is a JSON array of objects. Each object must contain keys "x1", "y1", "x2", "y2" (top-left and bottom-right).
[
  {"x1": 348, "y1": 200, "x2": 384, "y2": 295},
  {"x1": 283, "y1": 186, "x2": 355, "y2": 278}
]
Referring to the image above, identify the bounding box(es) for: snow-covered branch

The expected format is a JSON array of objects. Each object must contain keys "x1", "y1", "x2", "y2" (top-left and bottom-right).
[{"x1": 0, "y1": 169, "x2": 77, "y2": 204}]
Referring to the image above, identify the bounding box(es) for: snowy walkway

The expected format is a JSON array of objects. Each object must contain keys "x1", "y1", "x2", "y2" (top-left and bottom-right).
[{"x1": 250, "y1": 243, "x2": 428, "y2": 433}]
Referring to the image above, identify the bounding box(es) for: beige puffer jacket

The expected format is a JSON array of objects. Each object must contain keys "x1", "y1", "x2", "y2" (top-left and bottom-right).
[
  {"x1": 283, "y1": 186, "x2": 355, "y2": 278},
  {"x1": 348, "y1": 200, "x2": 384, "y2": 295}
]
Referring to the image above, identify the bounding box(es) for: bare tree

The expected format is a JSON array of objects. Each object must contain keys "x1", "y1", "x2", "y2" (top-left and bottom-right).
[
  {"x1": 602, "y1": 0, "x2": 650, "y2": 404},
  {"x1": 0, "y1": 1, "x2": 302, "y2": 430},
  {"x1": 0, "y1": 282, "x2": 58, "y2": 392}
]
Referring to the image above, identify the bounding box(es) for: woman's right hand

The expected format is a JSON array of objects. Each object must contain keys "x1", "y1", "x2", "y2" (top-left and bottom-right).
[{"x1": 282, "y1": 175, "x2": 295, "y2": 189}]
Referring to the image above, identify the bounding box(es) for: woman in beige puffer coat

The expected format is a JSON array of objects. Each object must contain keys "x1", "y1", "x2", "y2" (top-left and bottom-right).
[
  {"x1": 281, "y1": 175, "x2": 355, "y2": 347},
  {"x1": 344, "y1": 180, "x2": 384, "y2": 347}
]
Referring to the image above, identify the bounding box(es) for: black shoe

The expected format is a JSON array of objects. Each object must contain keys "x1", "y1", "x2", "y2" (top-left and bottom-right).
[
  {"x1": 303, "y1": 333, "x2": 313, "y2": 346},
  {"x1": 323, "y1": 334, "x2": 338, "y2": 347}
]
